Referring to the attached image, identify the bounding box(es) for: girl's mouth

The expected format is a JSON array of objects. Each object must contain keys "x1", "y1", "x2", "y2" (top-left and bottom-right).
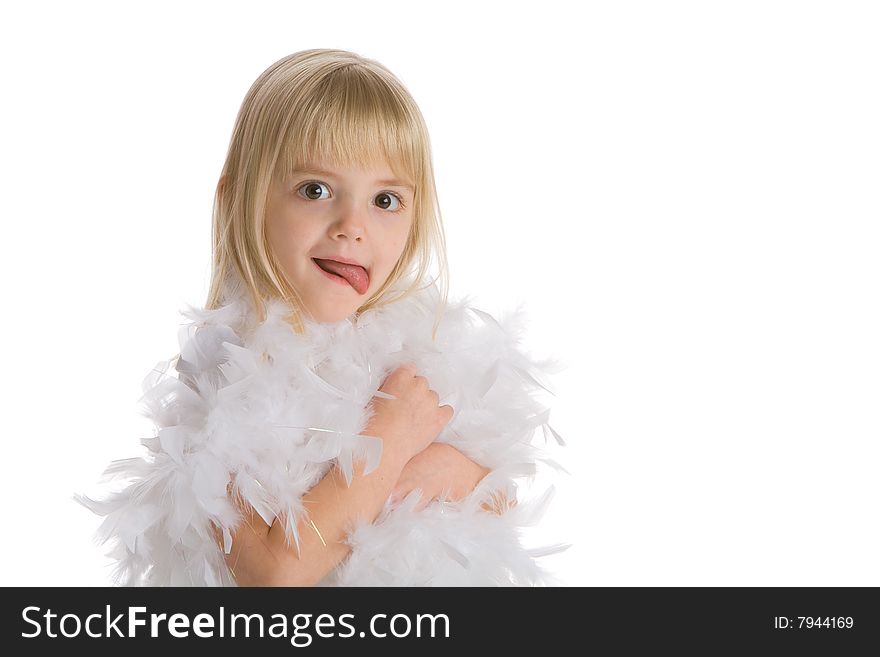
[{"x1": 312, "y1": 258, "x2": 370, "y2": 294}]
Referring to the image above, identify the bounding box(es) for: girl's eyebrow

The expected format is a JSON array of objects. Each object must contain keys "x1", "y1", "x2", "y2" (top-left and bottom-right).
[{"x1": 294, "y1": 167, "x2": 414, "y2": 191}]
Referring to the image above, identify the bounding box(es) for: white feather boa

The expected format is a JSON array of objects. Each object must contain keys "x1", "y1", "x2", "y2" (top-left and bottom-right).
[{"x1": 76, "y1": 281, "x2": 568, "y2": 586}]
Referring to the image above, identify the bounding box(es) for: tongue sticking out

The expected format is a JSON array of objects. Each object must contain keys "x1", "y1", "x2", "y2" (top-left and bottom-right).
[{"x1": 314, "y1": 259, "x2": 370, "y2": 294}]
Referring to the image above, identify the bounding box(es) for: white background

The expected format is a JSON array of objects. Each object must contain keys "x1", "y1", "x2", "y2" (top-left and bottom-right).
[{"x1": 1, "y1": 0, "x2": 877, "y2": 586}]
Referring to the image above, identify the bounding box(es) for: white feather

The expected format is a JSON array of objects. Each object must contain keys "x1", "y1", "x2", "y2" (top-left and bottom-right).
[{"x1": 75, "y1": 280, "x2": 569, "y2": 586}]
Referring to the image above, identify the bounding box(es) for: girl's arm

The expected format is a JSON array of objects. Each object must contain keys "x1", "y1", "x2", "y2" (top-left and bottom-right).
[
  {"x1": 216, "y1": 361, "x2": 452, "y2": 586},
  {"x1": 218, "y1": 439, "x2": 409, "y2": 587},
  {"x1": 390, "y1": 442, "x2": 517, "y2": 515},
  {"x1": 216, "y1": 441, "x2": 513, "y2": 585}
]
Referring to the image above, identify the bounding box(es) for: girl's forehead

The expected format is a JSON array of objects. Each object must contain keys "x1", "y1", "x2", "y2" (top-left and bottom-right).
[
  {"x1": 296, "y1": 156, "x2": 390, "y2": 172},
  {"x1": 292, "y1": 159, "x2": 414, "y2": 188}
]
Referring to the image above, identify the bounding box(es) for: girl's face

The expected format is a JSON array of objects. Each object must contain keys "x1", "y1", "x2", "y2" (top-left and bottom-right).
[{"x1": 266, "y1": 158, "x2": 414, "y2": 323}]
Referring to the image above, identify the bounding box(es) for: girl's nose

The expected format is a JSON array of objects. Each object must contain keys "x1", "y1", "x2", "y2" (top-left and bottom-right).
[{"x1": 331, "y1": 202, "x2": 367, "y2": 240}]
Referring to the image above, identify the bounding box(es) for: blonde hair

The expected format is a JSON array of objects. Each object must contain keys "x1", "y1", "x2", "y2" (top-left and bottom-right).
[{"x1": 205, "y1": 48, "x2": 450, "y2": 337}]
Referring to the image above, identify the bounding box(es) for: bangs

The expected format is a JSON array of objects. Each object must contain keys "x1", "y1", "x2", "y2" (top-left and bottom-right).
[{"x1": 276, "y1": 66, "x2": 422, "y2": 188}]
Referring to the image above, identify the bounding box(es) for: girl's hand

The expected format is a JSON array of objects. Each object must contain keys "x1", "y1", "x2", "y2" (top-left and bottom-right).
[
  {"x1": 389, "y1": 442, "x2": 491, "y2": 511},
  {"x1": 363, "y1": 362, "x2": 455, "y2": 467}
]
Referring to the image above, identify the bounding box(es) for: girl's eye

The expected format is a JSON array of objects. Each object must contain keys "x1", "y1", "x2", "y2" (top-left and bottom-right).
[
  {"x1": 375, "y1": 191, "x2": 403, "y2": 212},
  {"x1": 299, "y1": 181, "x2": 330, "y2": 200},
  {"x1": 296, "y1": 181, "x2": 406, "y2": 213}
]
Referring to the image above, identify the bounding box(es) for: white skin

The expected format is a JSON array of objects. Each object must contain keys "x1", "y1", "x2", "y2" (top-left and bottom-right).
[{"x1": 265, "y1": 158, "x2": 414, "y2": 323}]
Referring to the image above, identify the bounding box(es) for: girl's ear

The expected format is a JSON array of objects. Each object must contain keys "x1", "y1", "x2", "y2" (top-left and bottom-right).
[{"x1": 218, "y1": 175, "x2": 227, "y2": 194}]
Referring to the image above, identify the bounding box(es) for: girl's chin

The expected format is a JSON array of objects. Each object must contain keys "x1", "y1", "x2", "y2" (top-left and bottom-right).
[{"x1": 305, "y1": 303, "x2": 358, "y2": 324}]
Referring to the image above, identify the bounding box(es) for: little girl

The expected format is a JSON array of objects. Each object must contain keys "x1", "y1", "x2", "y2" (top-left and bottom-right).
[{"x1": 76, "y1": 48, "x2": 568, "y2": 586}]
